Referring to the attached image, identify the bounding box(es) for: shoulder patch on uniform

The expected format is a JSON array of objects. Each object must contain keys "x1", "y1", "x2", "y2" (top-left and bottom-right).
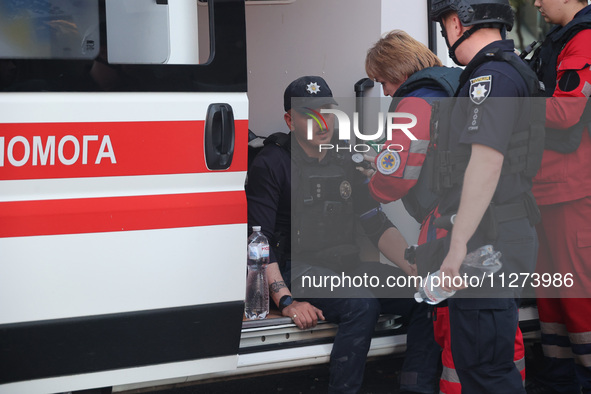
[
  {"x1": 558, "y1": 70, "x2": 580, "y2": 93},
  {"x1": 377, "y1": 150, "x2": 401, "y2": 175},
  {"x1": 469, "y1": 75, "x2": 492, "y2": 105}
]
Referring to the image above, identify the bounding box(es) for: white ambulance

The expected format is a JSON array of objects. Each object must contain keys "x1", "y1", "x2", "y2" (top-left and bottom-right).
[
  {"x1": 0, "y1": 1, "x2": 540, "y2": 393},
  {"x1": 0, "y1": 1, "x2": 247, "y2": 393}
]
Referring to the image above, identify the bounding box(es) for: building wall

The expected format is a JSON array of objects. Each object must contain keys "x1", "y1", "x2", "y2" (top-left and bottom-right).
[{"x1": 246, "y1": 0, "x2": 435, "y2": 135}]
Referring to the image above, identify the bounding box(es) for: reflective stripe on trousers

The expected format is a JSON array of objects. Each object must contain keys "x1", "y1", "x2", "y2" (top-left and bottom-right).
[{"x1": 540, "y1": 320, "x2": 591, "y2": 368}]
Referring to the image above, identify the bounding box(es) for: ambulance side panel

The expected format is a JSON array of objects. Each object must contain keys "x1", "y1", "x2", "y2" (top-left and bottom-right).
[{"x1": 0, "y1": 1, "x2": 248, "y2": 393}]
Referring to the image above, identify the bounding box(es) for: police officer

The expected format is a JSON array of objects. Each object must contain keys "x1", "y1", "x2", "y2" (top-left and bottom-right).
[
  {"x1": 365, "y1": 29, "x2": 529, "y2": 394},
  {"x1": 429, "y1": 1, "x2": 543, "y2": 392},
  {"x1": 246, "y1": 76, "x2": 440, "y2": 394},
  {"x1": 527, "y1": 1, "x2": 591, "y2": 393}
]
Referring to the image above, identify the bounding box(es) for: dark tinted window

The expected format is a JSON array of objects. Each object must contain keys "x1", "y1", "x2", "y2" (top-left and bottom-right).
[{"x1": 0, "y1": 0, "x2": 246, "y2": 92}]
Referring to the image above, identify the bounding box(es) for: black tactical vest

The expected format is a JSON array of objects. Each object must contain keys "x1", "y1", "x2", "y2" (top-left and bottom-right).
[
  {"x1": 394, "y1": 66, "x2": 462, "y2": 99},
  {"x1": 431, "y1": 48, "x2": 546, "y2": 194},
  {"x1": 389, "y1": 66, "x2": 462, "y2": 223},
  {"x1": 290, "y1": 147, "x2": 360, "y2": 266},
  {"x1": 530, "y1": 11, "x2": 591, "y2": 153}
]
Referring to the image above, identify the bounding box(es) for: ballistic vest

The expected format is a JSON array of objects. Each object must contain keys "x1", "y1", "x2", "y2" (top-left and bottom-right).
[
  {"x1": 431, "y1": 48, "x2": 546, "y2": 193},
  {"x1": 394, "y1": 66, "x2": 462, "y2": 99},
  {"x1": 290, "y1": 146, "x2": 359, "y2": 266},
  {"x1": 390, "y1": 67, "x2": 462, "y2": 223},
  {"x1": 530, "y1": 11, "x2": 591, "y2": 154}
]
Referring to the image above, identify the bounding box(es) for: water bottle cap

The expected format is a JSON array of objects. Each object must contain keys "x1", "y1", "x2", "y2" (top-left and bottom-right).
[
  {"x1": 478, "y1": 244, "x2": 494, "y2": 255},
  {"x1": 252, "y1": 226, "x2": 261, "y2": 232},
  {"x1": 414, "y1": 292, "x2": 424, "y2": 303}
]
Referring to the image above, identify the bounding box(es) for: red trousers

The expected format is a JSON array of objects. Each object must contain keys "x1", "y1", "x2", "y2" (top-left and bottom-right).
[{"x1": 534, "y1": 197, "x2": 591, "y2": 392}]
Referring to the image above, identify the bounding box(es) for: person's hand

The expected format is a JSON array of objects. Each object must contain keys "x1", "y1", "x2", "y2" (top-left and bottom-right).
[
  {"x1": 356, "y1": 166, "x2": 376, "y2": 178},
  {"x1": 439, "y1": 244, "x2": 468, "y2": 292},
  {"x1": 282, "y1": 300, "x2": 325, "y2": 329},
  {"x1": 405, "y1": 262, "x2": 418, "y2": 278},
  {"x1": 354, "y1": 153, "x2": 377, "y2": 178}
]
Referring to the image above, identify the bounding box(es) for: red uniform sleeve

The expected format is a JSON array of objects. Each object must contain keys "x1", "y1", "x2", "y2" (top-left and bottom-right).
[
  {"x1": 545, "y1": 29, "x2": 591, "y2": 129},
  {"x1": 368, "y1": 97, "x2": 433, "y2": 203}
]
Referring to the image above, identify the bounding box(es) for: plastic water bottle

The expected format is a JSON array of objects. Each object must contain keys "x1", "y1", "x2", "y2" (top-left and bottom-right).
[
  {"x1": 245, "y1": 226, "x2": 270, "y2": 319},
  {"x1": 414, "y1": 269, "x2": 457, "y2": 305},
  {"x1": 414, "y1": 244, "x2": 503, "y2": 305}
]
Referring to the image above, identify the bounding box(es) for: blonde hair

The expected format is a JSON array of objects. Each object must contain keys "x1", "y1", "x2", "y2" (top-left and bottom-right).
[{"x1": 365, "y1": 30, "x2": 442, "y2": 85}]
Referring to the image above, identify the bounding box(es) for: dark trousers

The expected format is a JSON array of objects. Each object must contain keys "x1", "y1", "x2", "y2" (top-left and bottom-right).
[
  {"x1": 448, "y1": 297, "x2": 523, "y2": 393},
  {"x1": 307, "y1": 296, "x2": 380, "y2": 394},
  {"x1": 290, "y1": 262, "x2": 440, "y2": 394},
  {"x1": 445, "y1": 217, "x2": 538, "y2": 393},
  {"x1": 382, "y1": 298, "x2": 441, "y2": 394}
]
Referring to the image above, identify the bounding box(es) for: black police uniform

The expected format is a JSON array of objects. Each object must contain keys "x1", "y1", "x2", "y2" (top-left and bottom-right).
[
  {"x1": 435, "y1": 40, "x2": 539, "y2": 393},
  {"x1": 246, "y1": 133, "x2": 440, "y2": 394}
]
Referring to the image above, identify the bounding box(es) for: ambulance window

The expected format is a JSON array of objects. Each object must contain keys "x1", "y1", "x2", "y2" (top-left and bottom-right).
[
  {"x1": 0, "y1": 0, "x2": 245, "y2": 93},
  {"x1": 0, "y1": 0, "x2": 209, "y2": 64},
  {"x1": 0, "y1": 0, "x2": 100, "y2": 60},
  {"x1": 105, "y1": 0, "x2": 210, "y2": 65}
]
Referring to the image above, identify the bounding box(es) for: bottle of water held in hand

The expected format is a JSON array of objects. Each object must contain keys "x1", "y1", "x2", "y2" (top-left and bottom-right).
[
  {"x1": 245, "y1": 226, "x2": 270, "y2": 319},
  {"x1": 414, "y1": 244, "x2": 503, "y2": 305}
]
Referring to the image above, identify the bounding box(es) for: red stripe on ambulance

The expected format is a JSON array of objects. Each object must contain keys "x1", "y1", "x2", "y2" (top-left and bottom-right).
[
  {"x1": 0, "y1": 120, "x2": 248, "y2": 180},
  {"x1": 0, "y1": 191, "x2": 246, "y2": 238}
]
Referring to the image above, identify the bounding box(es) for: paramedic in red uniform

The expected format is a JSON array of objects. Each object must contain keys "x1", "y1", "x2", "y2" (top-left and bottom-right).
[
  {"x1": 365, "y1": 29, "x2": 526, "y2": 394},
  {"x1": 527, "y1": 1, "x2": 591, "y2": 393}
]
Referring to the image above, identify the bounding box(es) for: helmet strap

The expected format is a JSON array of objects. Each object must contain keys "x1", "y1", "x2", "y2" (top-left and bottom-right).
[
  {"x1": 446, "y1": 23, "x2": 503, "y2": 66},
  {"x1": 447, "y1": 26, "x2": 479, "y2": 66}
]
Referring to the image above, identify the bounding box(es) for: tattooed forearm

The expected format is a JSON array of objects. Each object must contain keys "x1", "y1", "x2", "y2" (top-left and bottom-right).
[{"x1": 270, "y1": 280, "x2": 288, "y2": 294}]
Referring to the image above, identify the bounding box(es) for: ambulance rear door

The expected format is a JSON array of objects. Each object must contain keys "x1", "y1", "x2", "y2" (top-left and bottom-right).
[{"x1": 0, "y1": 0, "x2": 248, "y2": 392}]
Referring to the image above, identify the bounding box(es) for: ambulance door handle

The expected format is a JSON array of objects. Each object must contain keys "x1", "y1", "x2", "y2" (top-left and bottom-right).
[{"x1": 204, "y1": 103, "x2": 235, "y2": 170}]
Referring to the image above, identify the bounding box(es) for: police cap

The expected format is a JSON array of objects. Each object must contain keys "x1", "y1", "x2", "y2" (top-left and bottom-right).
[{"x1": 284, "y1": 76, "x2": 338, "y2": 112}]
